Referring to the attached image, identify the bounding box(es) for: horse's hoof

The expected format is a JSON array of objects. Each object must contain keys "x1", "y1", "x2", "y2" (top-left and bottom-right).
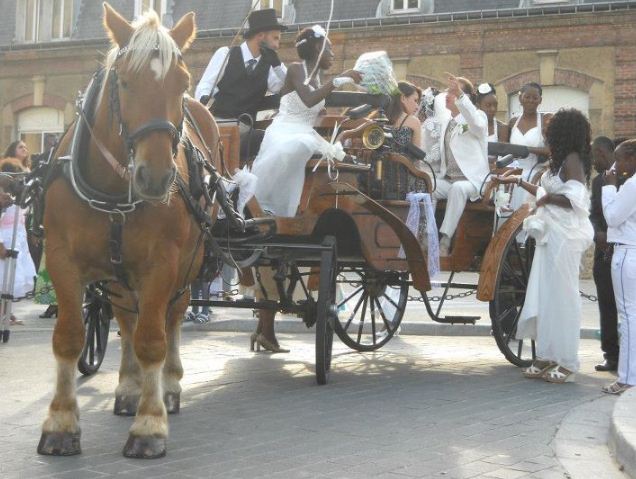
[
  {"x1": 164, "y1": 392, "x2": 180, "y2": 414},
  {"x1": 122, "y1": 434, "x2": 166, "y2": 459},
  {"x1": 37, "y1": 431, "x2": 81, "y2": 456},
  {"x1": 114, "y1": 395, "x2": 139, "y2": 416}
]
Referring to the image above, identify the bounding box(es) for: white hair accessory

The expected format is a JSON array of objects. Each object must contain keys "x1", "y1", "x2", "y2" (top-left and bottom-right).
[
  {"x1": 477, "y1": 83, "x2": 494, "y2": 95},
  {"x1": 295, "y1": 25, "x2": 327, "y2": 47}
]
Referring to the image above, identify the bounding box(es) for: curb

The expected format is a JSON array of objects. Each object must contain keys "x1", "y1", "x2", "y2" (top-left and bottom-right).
[
  {"x1": 609, "y1": 387, "x2": 636, "y2": 478},
  {"x1": 182, "y1": 318, "x2": 601, "y2": 339}
]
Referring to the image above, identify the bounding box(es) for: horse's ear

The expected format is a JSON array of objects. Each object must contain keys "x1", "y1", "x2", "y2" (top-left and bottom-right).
[
  {"x1": 170, "y1": 12, "x2": 196, "y2": 52},
  {"x1": 103, "y1": 2, "x2": 133, "y2": 48}
]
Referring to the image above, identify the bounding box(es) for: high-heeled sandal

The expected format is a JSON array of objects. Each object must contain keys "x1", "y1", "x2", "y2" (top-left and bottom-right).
[
  {"x1": 250, "y1": 333, "x2": 289, "y2": 353},
  {"x1": 543, "y1": 365, "x2": 575, "y2": 383},
  {"x1": 602, "y1": 381, "x2": 632, "y2": 395},
  {"x1": 522, "y1": 360, "x2": 556, "y2": 379}
]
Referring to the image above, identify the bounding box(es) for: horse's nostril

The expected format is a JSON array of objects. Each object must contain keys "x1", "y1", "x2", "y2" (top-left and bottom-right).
[{"x1": 135, "y1": 165, "x2": 150, "y2": 188}]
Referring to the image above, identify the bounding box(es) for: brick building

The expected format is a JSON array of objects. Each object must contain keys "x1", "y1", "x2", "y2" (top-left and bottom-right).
[{"x1": 1, "y1": 0, "x2": 635, "y2": 153}]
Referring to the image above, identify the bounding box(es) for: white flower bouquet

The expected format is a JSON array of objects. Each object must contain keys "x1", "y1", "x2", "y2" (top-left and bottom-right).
[{"x1": 353, "y1": 51, "x2": 398, "y2": 96}]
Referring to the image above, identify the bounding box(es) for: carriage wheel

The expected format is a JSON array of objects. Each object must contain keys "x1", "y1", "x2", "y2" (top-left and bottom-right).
[
  {"x1": 315, "y1": 236, "x2": 337, "y2": 385},
  {"x1": 490, "y1": 225, "x2": 536, "y2": 367},
  {"x1": 334, "y1": 268, "x2": 408, "y2": 352},
  {"x1": 77, "y1": 287, "x2": 112, "y2": 376}
]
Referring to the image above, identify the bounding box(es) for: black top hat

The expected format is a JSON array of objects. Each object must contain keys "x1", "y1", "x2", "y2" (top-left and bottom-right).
[{"x1": 244, "y1": 9, "x2": 287, "y2": 37}]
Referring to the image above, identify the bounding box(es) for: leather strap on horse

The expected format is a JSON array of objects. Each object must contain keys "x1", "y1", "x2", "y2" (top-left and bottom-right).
[{"x1": 108, "y1": 214, "x2": 132, "y2": 290}]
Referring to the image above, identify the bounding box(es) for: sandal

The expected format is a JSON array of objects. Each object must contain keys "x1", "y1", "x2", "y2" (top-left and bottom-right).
[
  {"x1": 602, "y1": 381, "x2": 633, "y2": 395},
  {"x1": 543, "y1": 365, "x2": 575, "y2": 383},
  {"x1": 522, "y1": 360, "x2": 556, "y2": 379},
  {"x1": 9, "y1": 316, "x2": 23, "y2": 326}
]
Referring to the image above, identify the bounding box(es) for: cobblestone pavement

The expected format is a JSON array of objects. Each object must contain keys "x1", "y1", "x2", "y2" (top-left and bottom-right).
[{"x1": 0, "y1": 319, "x2": 622, "y2": 479}]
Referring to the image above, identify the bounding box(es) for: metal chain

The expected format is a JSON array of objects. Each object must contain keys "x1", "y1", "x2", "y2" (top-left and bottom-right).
[
  {"x1": 579, "y1": 291, "x2": 598, "y2": 302},
  {"x1": 11, "y1": 284, "x2": 55, "y2": 303},
  {"x1": 407, "y1": 290, "x2": 476, "y2": 303}
]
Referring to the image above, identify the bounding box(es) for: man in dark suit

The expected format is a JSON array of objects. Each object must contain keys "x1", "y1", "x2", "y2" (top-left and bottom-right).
[
  {"x1": 591, "y1": 136, "x2": 619, "y2": 371},
  {"x1": 195, "y1": 9, "x2": 287, "y2": 128}
]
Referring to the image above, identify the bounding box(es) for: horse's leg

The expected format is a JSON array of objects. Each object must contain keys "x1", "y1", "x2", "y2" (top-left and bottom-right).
[
  {"x1": 162, "y1": 289, "x2": 189, "y2": 415},
  {"x1": 114, "y1": 295, "x2": 142, "y2": 416},
  {"x1": 123, "y1": 273, "x2": 175, "y2": 459},
  {"x1": 38, "y1": 269, "x2": 84, "y2": 456}
]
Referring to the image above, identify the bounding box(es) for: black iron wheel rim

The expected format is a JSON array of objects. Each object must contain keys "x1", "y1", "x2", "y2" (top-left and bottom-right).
[{"x1": 490, "y1": 226, "x2": 536, "y2": 367}]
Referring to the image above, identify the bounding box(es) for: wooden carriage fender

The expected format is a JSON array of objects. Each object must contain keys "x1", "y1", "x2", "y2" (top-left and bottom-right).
[
  {"x1": 329, "y1": 182, "x2": 431, "y2": 293},
  {"x1": 476, "y1": 204, "x2": 532, "y2": 302}
]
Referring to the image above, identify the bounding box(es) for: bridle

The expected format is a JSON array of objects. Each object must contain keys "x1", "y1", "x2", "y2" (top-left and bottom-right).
[{"x1": 107, "y1": 45, "x2": 185, "y2": 178}]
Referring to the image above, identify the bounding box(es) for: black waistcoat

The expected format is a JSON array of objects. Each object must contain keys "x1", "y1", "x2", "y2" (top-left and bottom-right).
[{"x1": 212, "y1": 46, "x2": 271, "y2": 119}]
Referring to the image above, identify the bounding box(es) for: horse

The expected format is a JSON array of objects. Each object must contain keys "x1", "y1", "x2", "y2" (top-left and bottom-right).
[{"x1": 37, "y1": 3, "x2": 222, "y2": 459}]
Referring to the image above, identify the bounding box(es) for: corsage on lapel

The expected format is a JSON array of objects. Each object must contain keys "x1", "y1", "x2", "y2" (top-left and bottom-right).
[{"x1": 459, "y1": 123, "x2": 469, "y2": 134}]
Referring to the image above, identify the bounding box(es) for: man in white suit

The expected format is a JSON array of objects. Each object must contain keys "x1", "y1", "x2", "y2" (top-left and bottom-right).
[{"x1": 434, "y1": 75, "x2": 490, "y2": 256}]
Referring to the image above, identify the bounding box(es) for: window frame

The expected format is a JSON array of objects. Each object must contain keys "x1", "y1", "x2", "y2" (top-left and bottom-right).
[
  {"x1": 257, "y1": 0, "x2": 289, "y2": 19},
  {"x1": 134, "y1": 0, "x2": 168, "y2": 19},
  {"x1": 390, "y1": 0, "x2": 421, "y2": 14},
  {"x1": 19, "y1": 0, "x2": 73, "y2": 43}
]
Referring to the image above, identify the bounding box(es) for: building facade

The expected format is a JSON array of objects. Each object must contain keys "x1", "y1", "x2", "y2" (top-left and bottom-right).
[{"x1": 1, "y1": 0, "x2": 635, "y2": 153}]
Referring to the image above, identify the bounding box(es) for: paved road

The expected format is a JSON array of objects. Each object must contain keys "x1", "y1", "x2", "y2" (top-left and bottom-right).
[{"x1": 0, "y1": 321, "x2": 621, "y2": 479}]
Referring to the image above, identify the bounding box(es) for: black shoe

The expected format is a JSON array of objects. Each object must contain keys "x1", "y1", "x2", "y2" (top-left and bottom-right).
[
  {"x1": 39, "y1": 305, "x2": 58, "y2": 318},
  {"x1": 595, "y1": 360, "x2": 618, "y2": 372}
]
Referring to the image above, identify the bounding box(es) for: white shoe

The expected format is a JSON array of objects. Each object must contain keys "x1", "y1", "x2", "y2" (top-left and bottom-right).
[{"x1": 439, "y1": 235, "x2": 451, "y2": 256}]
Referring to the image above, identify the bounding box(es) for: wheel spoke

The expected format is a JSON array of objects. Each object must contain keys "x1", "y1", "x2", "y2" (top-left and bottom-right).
[
  {"x1": 370, "y1": 298, "x2": 376, "y2": 345},
  {"x1": 373, "y1": 296, "x2": 394, "y2": 332},
  {"x1": 337, "y1": 286, "x2": 363, "y2": 309},
  {"x1": 381, "y1": 291, "x2": 401, "y2": 311},
  {"x1": 501, "y1": 262, "x2": 526, "y2": 290},
  {"x1": 343, "y1": 292, "x2": 366, "y2": 332},
  {"x1": 356, "y1": 296, "x2": 368, "y2": 344}
]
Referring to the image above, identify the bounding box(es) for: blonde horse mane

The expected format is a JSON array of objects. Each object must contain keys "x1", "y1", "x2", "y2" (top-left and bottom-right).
[{"x1": 104, "y1": 10, "x2": 181, "y2": 80}]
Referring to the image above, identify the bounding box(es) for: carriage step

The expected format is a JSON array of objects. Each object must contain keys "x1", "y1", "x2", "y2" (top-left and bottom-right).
[{"x1": 437, "y1": 316, "x2": 480, "y2": 325}]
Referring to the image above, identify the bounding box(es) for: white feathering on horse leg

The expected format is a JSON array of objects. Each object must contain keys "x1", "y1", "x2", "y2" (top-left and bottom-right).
[
  {"x1": 42, "y1": 360, "x2": 80, "y2": 433},
  {"x1": 130, "y1": 365, "x2": 168, "y2": 437}
]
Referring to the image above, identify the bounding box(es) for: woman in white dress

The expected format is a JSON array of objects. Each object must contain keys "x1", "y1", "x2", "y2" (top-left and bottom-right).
[
  {"x1": 493, "y1": 109, "x2": 594, "y2": 383},
  {"x1": 507, "y1": 82, "x2": 552, "y2": 210},
  {"x1": 249, "y1": 25, "x2": 362, "y2": 352}
]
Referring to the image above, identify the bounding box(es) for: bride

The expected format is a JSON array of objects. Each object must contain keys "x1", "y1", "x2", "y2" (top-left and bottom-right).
[
  {"x1": 249, "y1": 25, "x2": 362, "y2": 352},
  {"x1": 252, "y1": 25, "x2": 362, "y2": 216}
]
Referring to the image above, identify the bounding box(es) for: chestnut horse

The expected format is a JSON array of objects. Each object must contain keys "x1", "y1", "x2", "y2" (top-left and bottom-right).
[{"x1": 38, "y1": 4, "x2": 220, "y2": 458}]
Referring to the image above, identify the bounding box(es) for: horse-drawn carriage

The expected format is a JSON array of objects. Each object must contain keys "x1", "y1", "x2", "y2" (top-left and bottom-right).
[
  {"x1": 73, "y1": 90, "x2": 542, "y2": 385},
  {"x1": 13, "y1": 4, "x2": 553, "y2": 459}
]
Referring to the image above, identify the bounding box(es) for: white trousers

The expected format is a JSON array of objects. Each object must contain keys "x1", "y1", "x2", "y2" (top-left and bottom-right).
[
  {"x1": 612, "y1": 245, "x2": 636, "y2": 386},
  {"x1": 433, "y1": 179, "x2": 478, "y2": 238}
]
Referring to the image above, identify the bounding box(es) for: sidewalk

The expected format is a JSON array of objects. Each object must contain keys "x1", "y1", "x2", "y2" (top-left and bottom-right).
[{"x1": 610, "y1": 387, "x2": 636, "y2": 478}]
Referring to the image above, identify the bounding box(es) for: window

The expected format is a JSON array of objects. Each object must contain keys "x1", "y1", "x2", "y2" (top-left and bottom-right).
[
  {"x1": 391, "y1": 0, "x2": 420, "y2": 13},
  {"x1": 135, "y1": 0, "x2": 167, "y2": 19},
  {"x1": 19, "y1": 0, "x2": 73, "y2": 43},
  {"x1": 17, "y1": 107, "x2": 65, "y2": 154},
  {"x1": 259, "y1": 0, "x2": 288, "y2": 19}
]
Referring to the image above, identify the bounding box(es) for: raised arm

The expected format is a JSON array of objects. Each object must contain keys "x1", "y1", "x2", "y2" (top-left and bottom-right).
[
  {"x1": 455, "y1": 94, "x2": 488, "y2": 138},
  {"x1": 283, "y1": 63, "x2": 361, "y2": 109}
]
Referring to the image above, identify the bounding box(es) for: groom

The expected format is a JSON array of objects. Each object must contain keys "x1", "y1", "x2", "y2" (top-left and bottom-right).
[{"x1": 195, "y1": 8, "x2": 287, "y2": 131}]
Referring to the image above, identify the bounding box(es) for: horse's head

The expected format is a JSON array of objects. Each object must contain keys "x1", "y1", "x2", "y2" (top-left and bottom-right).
[{"x1": 102, "y1": 3, "x2": 196, "y2": 201}]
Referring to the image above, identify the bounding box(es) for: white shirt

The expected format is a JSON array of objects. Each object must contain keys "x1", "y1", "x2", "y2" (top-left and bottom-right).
[
  {"x1": 195, "y1": 42, "x2": 287, "y2": 101},
  {"x1": 602, "y1": 176, "x2": 636, "y2": 246}
]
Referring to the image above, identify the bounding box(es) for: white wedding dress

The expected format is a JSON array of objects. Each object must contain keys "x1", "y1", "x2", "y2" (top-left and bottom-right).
[
  {"x1": 251, "y1": 65, "x2": 333, "y2": 217},
  {"x1": 515, "y1": 170, "x2": 593, "y2": 372}
]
